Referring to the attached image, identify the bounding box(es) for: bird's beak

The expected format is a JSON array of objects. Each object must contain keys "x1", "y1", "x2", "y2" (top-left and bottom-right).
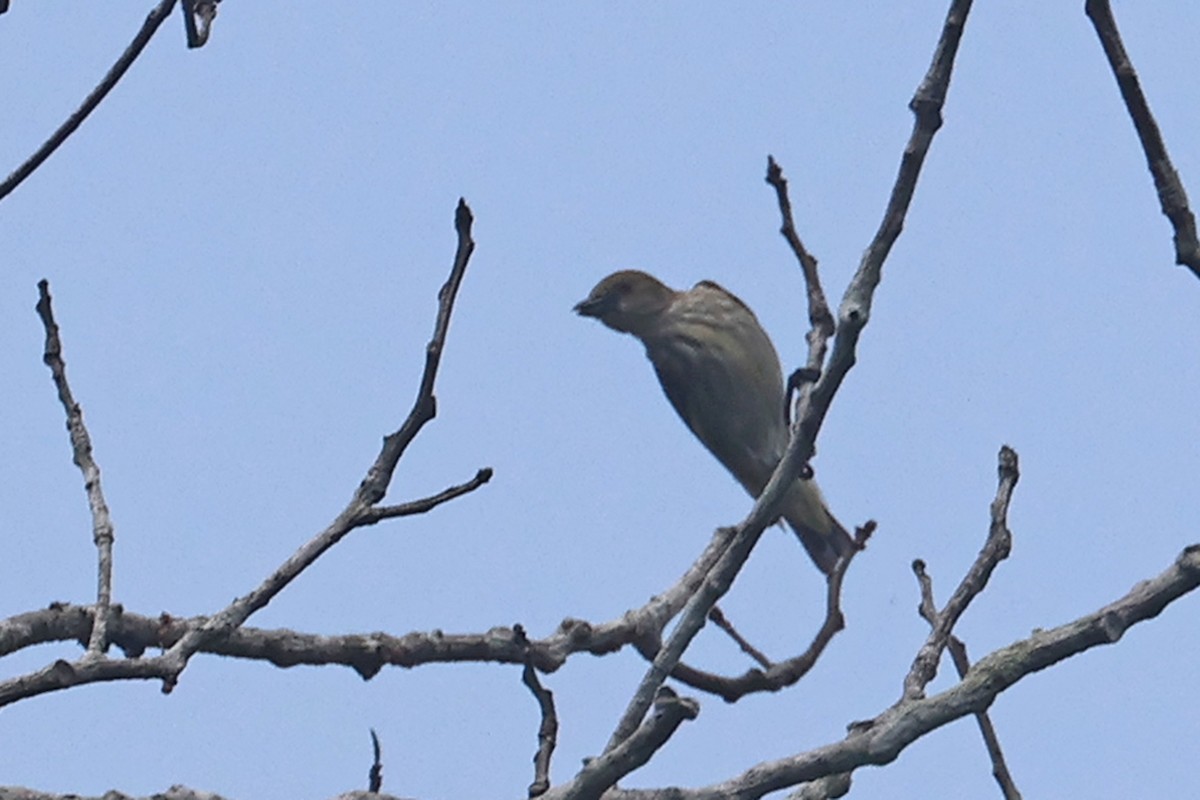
[{"x1": 573, "y1": 293, "x2": 614, "y2": 318}]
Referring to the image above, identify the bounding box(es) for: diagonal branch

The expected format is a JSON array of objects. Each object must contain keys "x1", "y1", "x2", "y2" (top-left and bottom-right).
[
  {"x1": 1086, "y1": 0, "x2": 1200, "y2": 278},
  {"x1": 585, "y1": 3, "x2": 977, "y2": 785},
  {"x1": 666, "y1": 523, "x2": 874, "y2": 702},
  {"x1": 357, "y1": 198, "x2": 477, "y2": 507},
  {"x1": 0, "y1": 0, "x2": 179, "y2": 203},
  {"x1": 905, "y1": 445, "x2": 1018, "y2": 699},
  {"x1": 1, "y1": 201, "x2": 486, "y2": 705},
  {"x1": 358, "y1": 467, "x2": 493, "y2": 524},
  {"x1": 802, "y1": 0, "x2": 973, "y2": 450},
  {"x1": 765, "y1": 155, "x2": 836, "y2": 368},
  {"x1": 151, "y1": 200, "x2": 482, "y2": 686},
  {"x1": 913, "y1": 561, "x2": 1022, "y2": 799},
  {"x1": 35, "y1": 281, "x2": 116, "y2": 656},
  {"x1": 591, "y1": 545, "x2": 1200, "y2": 799},
  {"x1": 517, "y1": 624, "x2": 558, "y2": 799},
  {"x1": 550, "y1": 688, "x2": 700, "y2": 800}
]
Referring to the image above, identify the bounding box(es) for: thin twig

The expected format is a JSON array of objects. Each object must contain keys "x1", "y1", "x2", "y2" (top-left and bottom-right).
[
  {"x1": 586, "y1": 546, "x2": 1200, "y2": 799},
  {"x1": 707, "y1": 606, "x2": 772, "y2": 669},
  {"x1": 146, "y1": 200, "x2": 481, "y2": 690},
  {"x1": 359, "y1": 467, "x2": 493, "y2": 524},
  {"x1": 669, "y1": 523, "x2": 873, "y2": 702},
  {"x1": 368, "y1": 728, "x2": 383, "y2": 793},
  {"x1": 905, "y1": 445, "x2": 1017, "y2": 699},
  {"x1": 357, "y1": 199, "x2": 477, "y2": 507},
  {"x1": 550, "y1": 688, "x2": 699, "y2": 800},
  {"x1": 801, "y1": 0, "x2": 973, "y2": 450},
  {"x1": 516, "y1": 625, "x2": 558, "y2": 798},
  {"x1": 913, "y1": 561, "x2": 1022, "y2": 800},
  {"x1": 765, "y1": 156, "x2": 836, "y2": 369},
  {"x1": 600, "y1": 424, "x2": 824, "y2": 753},
  {"x1": 35, "y1": 281, "x2": 115, "y2": 656},
  {"x1": 1085, "y1": 0, "x2": 1200, "y2": 278},
  {"x1": 601, "y1": 524, "x2": 757, "y2": 753},
  {"x1": 0, "y1": 0, "x2": 179, "y2": 203}
]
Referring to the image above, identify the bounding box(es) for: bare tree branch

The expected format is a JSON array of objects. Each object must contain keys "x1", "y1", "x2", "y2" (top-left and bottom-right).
[
  {"x1": 35, "y1": 281, "x2": 115, "y2": 656},
  {"x1": 517, "y1": 625, "x2": 558, "y2": 798},
  {"x1": 0, "y1": 0, "x2": 179, "y2": 203},
  {"x1": 0, "y1": 201, "x2": 485, "y2": 706},
  {"x1": 359, "y1": 467, "x2": 493, "y2": 524},
  {"x1": 147, "y1": 200, "x2": 482, "y2": 688},
  {"x1": 905, "y1": 445, "x2": 1017, "y2": 699},
  {"x1": 765, "y1": 155, "x2": 836, "y2": 367},
  {"x1": 801, "y1": 0, "x2": 973, "y2": 450},
  {"x1": 594, "y1": 545, "x2": 1200, "y2": 799},
  {"x1": 549, "y1": 688, "x2": 700, "y2": 800},
  {"x1": 367, "y1": 728, "x2": 384, "y2": 793},
  {"x1": 913, "y1": 561, "x2": 1022, "y2": 800},
  {"x1": 0, "y1": 526, "x2": 739, "y2": 697},
  {"x1": 357, "y1": 198, "x2": 478, "y2": 507},
  {"x1": 1086, "y1": 0, "x2": 1200, "y2": 278},
  {"x1": 706, "y1": 606, "x2": 772, "y2": 669},
  {"x1": 665, "y1": 523, "x2": 873, "y2": 703}
]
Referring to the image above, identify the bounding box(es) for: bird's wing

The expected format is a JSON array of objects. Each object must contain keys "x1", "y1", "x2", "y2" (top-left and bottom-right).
[{"x1": 644, "y1": 282, "x2": 788, "y2": 493}]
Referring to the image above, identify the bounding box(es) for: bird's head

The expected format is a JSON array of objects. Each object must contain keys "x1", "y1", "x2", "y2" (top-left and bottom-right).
[{"x1": 574, "y1": 270, "x2": 676, "y2": 336}]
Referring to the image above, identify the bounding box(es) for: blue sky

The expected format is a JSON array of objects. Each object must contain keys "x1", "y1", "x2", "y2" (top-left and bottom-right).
[{"x1": 1, "y1": 4, "x2": 1198, "y2": 798}]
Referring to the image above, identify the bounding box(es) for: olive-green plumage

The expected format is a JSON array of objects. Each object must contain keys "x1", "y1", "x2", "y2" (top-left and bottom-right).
[{"x1": 575, "y1": 270, "x2": 853, "y2": 574}]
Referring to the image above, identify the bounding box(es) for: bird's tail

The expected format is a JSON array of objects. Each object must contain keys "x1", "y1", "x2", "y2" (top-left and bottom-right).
[{"x1": 780, "y1": 481, "x2": 856, "y2": 575}]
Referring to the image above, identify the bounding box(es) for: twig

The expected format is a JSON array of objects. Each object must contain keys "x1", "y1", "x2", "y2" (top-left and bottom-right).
[
  {"x1": 601, "y1": 523, "x2": 757, "y2": 753},
  {"x1": 357, "y1": 198, "x2": 477, "y2": 507},
  {"x1": 600, "y1": 417, "x2": 833, "y2": 752},
  {"x1": 587, "y1": 545, "x2": 1200, "y2": 799},
  {"x1": 765, "y1": 156, "x2": 836, "y2": 369},
  {"x1": 35, "y1": 281, "x2": 115, "y2": 656},
  {"x1": 0, "y1": 0, "x2": 179, "y2": 203},
  {"x1": 802, "y1": 0, "x2": 973, "y2": 449},
  {"x1": 905, "y1": 445, "x2": 1018, "y2": 699},
  {"x1": 359, "y1": 468, "x2": 493, "y2": 524},
  {"x1": 1086, "y1": 0, "x2": 1200, "y2": 278},
  {"x1": 0, "y1": 521, "x2": 736, "y2": 706},
  {"x1": 590, "y1": 453, "x2": 860, "y2": 781},
  {"x1": 516, "y1": 625, "x2": 558, "y2": 798},
  {"x1": 154, "y1": 200, "x2": 481, "y2": 685},
  {"x1": 101, "y1": 200, "x2": 478, "y2": 695},
  {"x1": 548, "y1": 688, "x2": 699, "y2": 800},
  {"x1": 598, "y1": 2, "x2": 974, "y2": 762},
  {"x1": 669, "y1": 523, "x2": 873, "y2": 702},
  {"x1": 3, "y1": 202, "x2": 484, "y2": 703},
  {"x1": 707, "y1": 606, "x2": 772, "y2": 669},
  {"x1": 368, "y1": 728, "x2": 384, "y2": 793},
  {"x1": 913, "y1": 561, "x2": 1022, "y2": 800}
]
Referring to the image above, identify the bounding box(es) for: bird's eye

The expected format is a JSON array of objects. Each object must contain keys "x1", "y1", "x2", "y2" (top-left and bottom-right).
[{"x1": 614, "y1": 281, "x2": 631, "y2": 295}]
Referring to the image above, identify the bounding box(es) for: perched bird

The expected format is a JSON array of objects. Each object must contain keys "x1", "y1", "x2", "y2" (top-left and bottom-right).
[{"x1": 574, "y1": 270, "x2": 854, "y2": 574}]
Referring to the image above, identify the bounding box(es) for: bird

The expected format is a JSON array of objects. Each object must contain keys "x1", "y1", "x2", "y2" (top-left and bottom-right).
[{"x1": 574, "y1": 269, "x2": 854, "y2": 575}]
